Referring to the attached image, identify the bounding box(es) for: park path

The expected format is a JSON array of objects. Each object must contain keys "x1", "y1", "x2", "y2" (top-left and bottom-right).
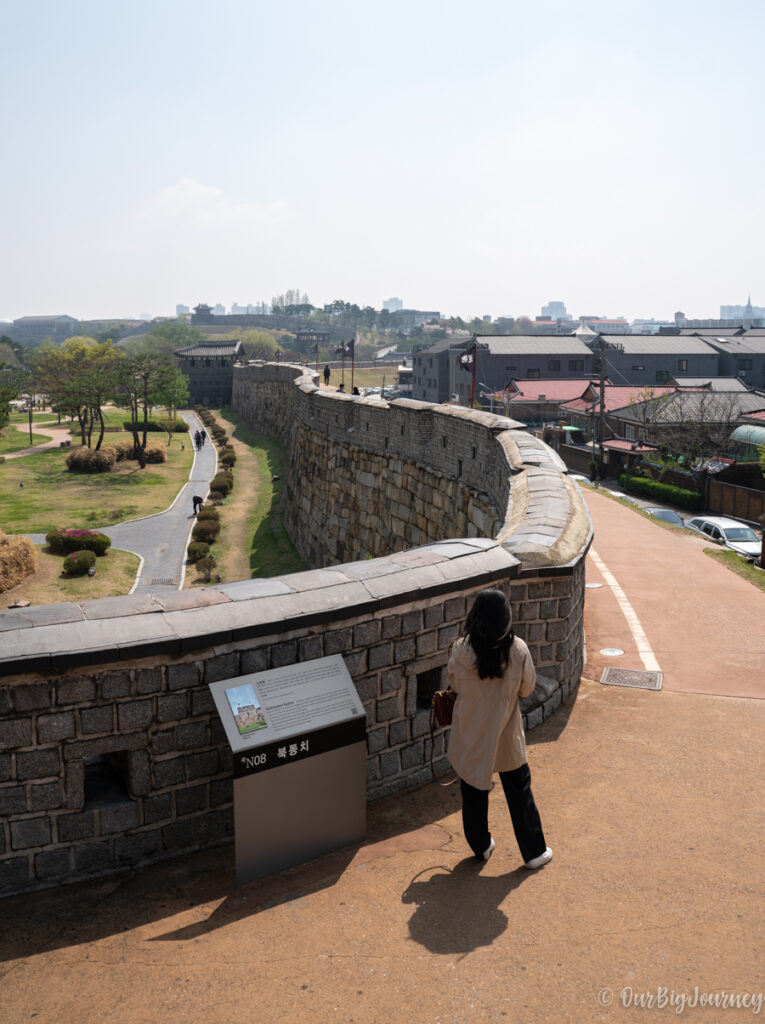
[
  {"x1": 3, "y1": 420, "x2": 73, "y2": 458},
  {"x1": 103, "y1": 412, "x2": 218, "y2": 593},
  {"x1": 22, "y1": 412, "x2": 218, "y2": 594}
]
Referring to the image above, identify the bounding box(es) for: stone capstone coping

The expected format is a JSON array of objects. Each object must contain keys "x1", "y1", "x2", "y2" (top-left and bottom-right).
[{"x1": 0, "y1": 539, "x2": 520, "y2": 678}]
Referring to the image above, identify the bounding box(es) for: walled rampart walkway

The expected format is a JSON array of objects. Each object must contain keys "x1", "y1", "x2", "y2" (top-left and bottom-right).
[{"x1": 0, "y1": 366, "x2": 591, "y2": 897}]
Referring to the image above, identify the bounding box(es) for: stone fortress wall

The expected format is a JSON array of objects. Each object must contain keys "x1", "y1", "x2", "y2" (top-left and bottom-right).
[{"x1": 0, "y1": 364, "x2": 591, "y2": 897}]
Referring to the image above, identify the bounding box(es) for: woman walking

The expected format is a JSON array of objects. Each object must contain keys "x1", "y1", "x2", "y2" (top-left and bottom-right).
[{"x1": 447, "y1": 588, "x2": 552, "y2": 869}]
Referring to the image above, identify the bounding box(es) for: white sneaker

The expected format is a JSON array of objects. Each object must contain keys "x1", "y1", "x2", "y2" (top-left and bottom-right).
[
  {"x1": 524, "y1": 846, "x2": 553, "y2": 870},
  {"x1": 482, "y1": 838, "x2": 495, "y2": 862}
]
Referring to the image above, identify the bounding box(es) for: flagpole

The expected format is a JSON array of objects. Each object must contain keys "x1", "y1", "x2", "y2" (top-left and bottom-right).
[
  {"x1": 470, "y1": 340, "x2": 477, "y2": 409},
  {"x1": 351, "y1": 335, "x2": 356, "y2": 393}
]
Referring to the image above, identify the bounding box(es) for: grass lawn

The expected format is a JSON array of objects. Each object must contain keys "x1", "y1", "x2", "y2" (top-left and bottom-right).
[
  {"x1": 1, "y1": 546, "x2": 140, "y2": 606},
  {"x1": 0, "y1": 432, "x2": 193, "y2": 534},
  {"x1": 0, "y1": 425, "x2": 52, "y2": 454},
  {"x1": 184, "y1": 407, "x2": 305, "y2": 587},
  {"x1": 314, "y1": 365, "x2": 400, "y2": 391},
  {"x1": 704, "y1": 547, "x2": 765, "y2": 593}
]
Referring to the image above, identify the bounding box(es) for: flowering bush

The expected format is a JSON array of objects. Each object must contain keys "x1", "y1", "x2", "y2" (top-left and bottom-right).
[
  {"x1": 46, "y1": 528, "x2": 112, "y2": 556},
  {"x1": 63, "y1": 549, "x2": 96, "y2": 576}
]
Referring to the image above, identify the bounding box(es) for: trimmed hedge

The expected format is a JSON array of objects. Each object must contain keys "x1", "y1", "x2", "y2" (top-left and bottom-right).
[
  {"x1": 46, "y1": 528, "x2": 112, "y2": 556},
  {"x1": 63, "y1": 549, "x2": 97, "y2": 576},
  {"x1": 211, "y1": 474, "x2": 233, "y2": 496},
  {"x1": 192, "y1": 519, "x2": 221, "y2": 544},
  {"x1": 122, "y1": 419, "x2": 187, "y2": 433},
  {"x1": 187, "y1": 541, "x2": 210, "y2": 563},
  {"x1": 66, "y1": 447, "x2": 116, "y2": 473},
  {"x1": 196, "y1": 555, "x2": 217, "y2": 580},
  {"x1": 196, "y1": 508, "x2": 220, "y2": 521},
  {"x1": 220, "y1": 450, "x2": 236, "y2": 467},
  {"x1": 618, "y1": 473, "x2": 703, "y2": 510}
]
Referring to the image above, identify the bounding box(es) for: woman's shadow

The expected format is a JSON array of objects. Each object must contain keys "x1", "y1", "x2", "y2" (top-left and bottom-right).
[{"x1": 402, "y1": 858, "x2": 531, "y2": 955}]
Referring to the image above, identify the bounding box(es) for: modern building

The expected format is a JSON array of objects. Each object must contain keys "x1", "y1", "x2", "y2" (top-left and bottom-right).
[
  {"x1": 590, "y1": 334, "x2": 720, "y2": 387},
  {"x1": 450, "y1": 336, "x2": 595, "y2": 407},
  {"x1": 8, "y1": 315, "x2": 79, "y2": 345},
  {"x1": 700, "y1": 334, "x2": 765, "y2": 392},
  {"x1": 720, "y1": 297, "x2": 765, "y2": 322},
  {"x1": 174, "y1": 338, "x2": 243, "y2": 406},
  {"x1": 541, "y1": 300, "x2": 568, "y2": 320},
  {"x1": 382, "y1": 297, "x2": 403, "y2": 312},
  {"x1": 411, "y1": 336, "x2": 461, "y2": 404}
]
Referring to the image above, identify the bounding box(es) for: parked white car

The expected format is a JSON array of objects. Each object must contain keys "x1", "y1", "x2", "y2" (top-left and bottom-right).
[{"x1": 685, "y1": 516, "x2": 762, "y2": 559}]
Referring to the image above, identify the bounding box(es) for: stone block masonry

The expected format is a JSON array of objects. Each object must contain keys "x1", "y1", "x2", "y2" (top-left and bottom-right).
[{"x1": 0, "y1": 362, "x2": 591, "y2": 897}]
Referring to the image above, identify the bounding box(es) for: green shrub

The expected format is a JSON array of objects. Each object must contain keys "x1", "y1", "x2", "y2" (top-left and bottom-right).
[
  {"x1": 122, "y1": 419, "x2": 185, "y2": 433},
  {"x1": 196, "y1": 555, "x2": 217, "y2": 581},
  {"x1": 196, "y1": 508, "x2": 220, "y2": 521},
  {"x1": 192, "y1": 519, "x2": 221, "y2": 543},
  {"x1": 618, "y1": 473, "x2": 702, "y2": 510},
  {"x1": 63, "y1": 549, "x2": 97, "y2": 576},
  {"x1": 46, "y1": 528, "x2": 112, "y2": 556},
  {"x1": 208, "y1": 491, "x2": 224, "y2": 502},
  {"x1": 66, "y1": 447, "x2": 116, "y2": 473},
  {"x1": 220, "y1": 450, "x2": 236, "y2": 466},
  {"x1": 187, "y1": 541, "x2": 210, "y2": 563},
  {"x1": 211, "y1": 474, "x2": 233, "y2": 496}
]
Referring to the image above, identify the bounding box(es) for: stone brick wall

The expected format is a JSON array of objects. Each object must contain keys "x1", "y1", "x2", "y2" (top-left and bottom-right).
[{"x1": 0, "y1": 363, "x2": 591, "y2": 897}]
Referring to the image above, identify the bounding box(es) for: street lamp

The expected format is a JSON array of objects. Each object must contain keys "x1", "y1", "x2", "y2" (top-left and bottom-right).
[{"x1": 478, "y1": 383, "x2": 494, "y2": 413}]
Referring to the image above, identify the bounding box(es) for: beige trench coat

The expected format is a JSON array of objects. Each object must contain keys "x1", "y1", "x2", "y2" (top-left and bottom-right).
[{"x1": 446, "y1": 635, "x2": 536, "y2": 790}]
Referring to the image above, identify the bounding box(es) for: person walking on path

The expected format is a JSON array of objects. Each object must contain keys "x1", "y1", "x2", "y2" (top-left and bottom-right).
[
  {"x1": 323, "y1": 364, "x2": 330, "y2": 386},
  {"x1": 192, "y1": 495, "x2": 204, "y2": 516},
  {"x1": 447, "y1": 588, "x2": 553, "y2": 869}
]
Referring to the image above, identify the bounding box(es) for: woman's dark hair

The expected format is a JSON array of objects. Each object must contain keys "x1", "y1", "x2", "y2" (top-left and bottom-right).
[{"x1": 463, "y1": 588, "x2": 515, "y2": 679}]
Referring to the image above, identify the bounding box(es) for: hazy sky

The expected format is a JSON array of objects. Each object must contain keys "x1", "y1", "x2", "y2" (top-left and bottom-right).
[{"x1": 2, "y1": 0, "x2": 763, "y2": 323}]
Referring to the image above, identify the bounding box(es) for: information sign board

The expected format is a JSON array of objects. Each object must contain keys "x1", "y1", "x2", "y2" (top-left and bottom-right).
[{"x1": 209, "y1": 654, "x2": 367, "y2": 884}]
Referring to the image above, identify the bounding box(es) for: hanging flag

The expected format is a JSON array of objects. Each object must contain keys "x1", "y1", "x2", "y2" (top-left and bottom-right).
[
  {"x1": 346, "y1": 337, "x2": 355, "y2": 355},
  {"x1": 312, "y1": 343, "x2": 319, "y2": 354},
  {"x1": 334, "y1": 342, "x2": 346, "y2": 356},
  {"x1": 458, "y1": 349, "x2": 474, "y2": 370}
]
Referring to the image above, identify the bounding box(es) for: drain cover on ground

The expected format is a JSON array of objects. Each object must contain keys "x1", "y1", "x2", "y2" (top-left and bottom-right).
[
  {"x1": 150, "y1": 577, "x2": 177, "y2": 586},
  {"x1": 600, "y1": 667, "x2": 663, "y2": 690},
  {"x1": 585, "y1": 582, "x2": 603, "y2": 589}
]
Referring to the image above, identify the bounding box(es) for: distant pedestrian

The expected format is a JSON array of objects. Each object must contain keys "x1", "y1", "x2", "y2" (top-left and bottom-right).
[
  {"x1": 200, "y1": 428, "x2": 207, "y2": 445},
  {"x1": 447, "y1": 588, "x2": 552, "y2": 870},
  {"x1": 352, "y1": 386, "x2": 360, "y2": 396},
  {"x1": 338, "y1": 382, "x2": 345, "y2": 393},
  {"x1": 323, "y1": 364, "x2": 330, "y2": 386},
  {"x1": 194, "y1": 430, "x2": 201, "y2": 450},
  {"x1": 192, "y1": 495, "x2": 204, "y2": 515}
]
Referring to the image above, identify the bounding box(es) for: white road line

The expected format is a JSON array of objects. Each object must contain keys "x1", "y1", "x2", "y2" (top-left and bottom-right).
[{"x1": 589, "y1": 547, "x2": 661, "y2": 672}]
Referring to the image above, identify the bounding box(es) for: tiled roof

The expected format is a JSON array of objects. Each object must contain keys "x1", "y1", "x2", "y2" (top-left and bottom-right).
[
  {"x1": 597, "y1": 335, "x2": 719, "y2": 355},
  {"x1": 174, "y1": 340, "x2": 242, "y2": 357},
  {"x1": 474, "y1": 335, "x2": 593, "y2": 355},
  {"x1": 671, "y1": 376, "x2": 751, "y2": 391},
  {"x1": 561, "y1": 384, "x2": 675, "y2": 414},
  {"x1": 506, "y1": 379, "x2": 596, "y2": 402}
]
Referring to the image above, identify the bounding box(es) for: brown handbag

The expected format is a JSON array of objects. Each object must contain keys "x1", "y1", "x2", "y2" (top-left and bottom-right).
[{"x1": 428, "y1": 688, "x2": 457, "y2": 779}]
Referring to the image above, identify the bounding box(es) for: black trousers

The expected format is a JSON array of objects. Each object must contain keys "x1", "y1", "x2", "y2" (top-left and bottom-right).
[{"x1": 460, "y1": 763, "x2": 546, "y2": 863}]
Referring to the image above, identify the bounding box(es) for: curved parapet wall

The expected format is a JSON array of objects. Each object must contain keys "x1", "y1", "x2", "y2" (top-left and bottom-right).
[{"x1": 0, "y1": 363, "x2": 591, "y2": 897}]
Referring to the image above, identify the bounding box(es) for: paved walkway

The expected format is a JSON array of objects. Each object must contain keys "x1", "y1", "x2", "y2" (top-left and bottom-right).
[
  {"x1": 106, "y1": 412, "x2": 218, "y2": 592},
  {"x1": 1, "y1": 487, "x2": 763, "y2": 1022},
  {"x1": 22, "y1": 412, "x2": 218, "y2": 594}
]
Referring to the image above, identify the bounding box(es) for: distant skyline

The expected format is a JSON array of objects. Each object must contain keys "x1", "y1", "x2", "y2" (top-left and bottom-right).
[{"x1": 2, "y1": 1, "x2": 764, "y2": 324}]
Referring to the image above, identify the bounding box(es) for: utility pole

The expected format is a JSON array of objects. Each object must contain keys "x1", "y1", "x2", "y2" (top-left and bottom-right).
[{"x1": 598, "y1": 335, "x2": 606, "y2": 477}]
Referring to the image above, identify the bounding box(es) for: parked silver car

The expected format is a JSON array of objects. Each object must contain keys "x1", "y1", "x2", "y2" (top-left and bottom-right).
[
  {"x1": 685, "y1": 515, "x2": 761, "y2": 558},
  {"x1": 644, "y1": 506, "x2": 685, "y2": 526}
]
